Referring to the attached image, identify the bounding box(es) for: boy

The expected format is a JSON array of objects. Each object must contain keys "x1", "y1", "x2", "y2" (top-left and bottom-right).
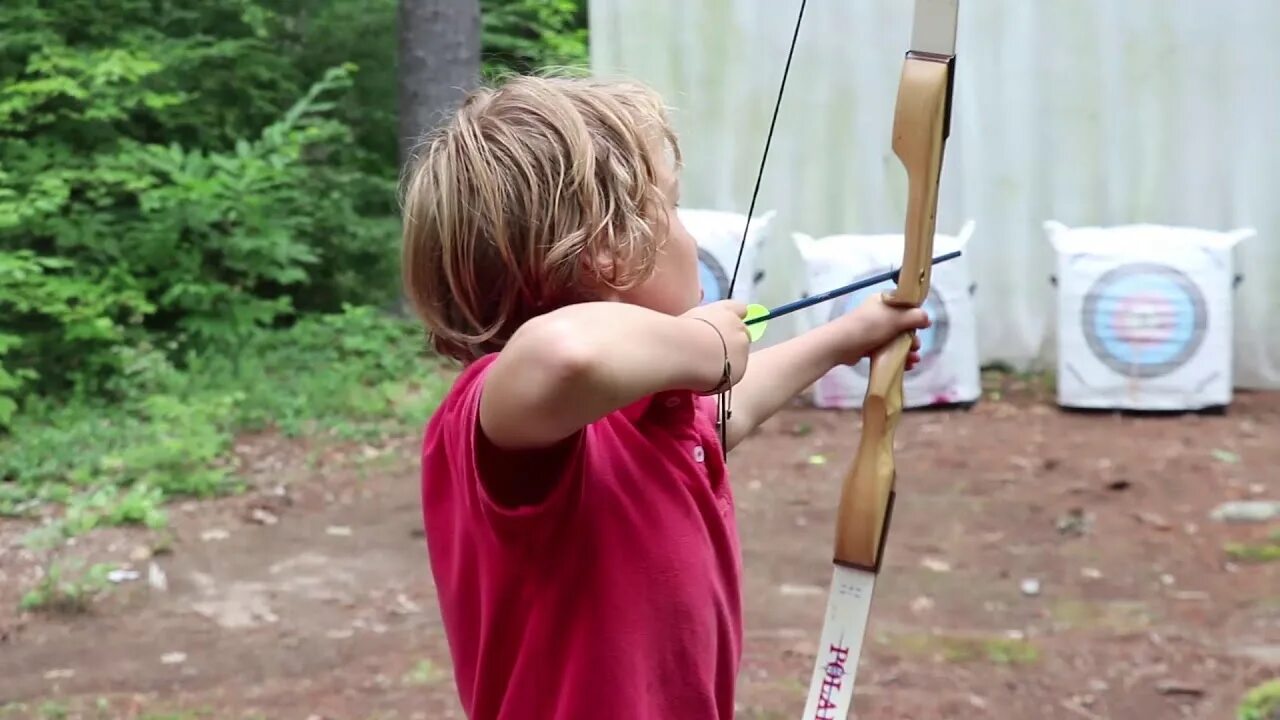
[{"x1": 400, "y1": 75, "x2": 928, "y2": 719}]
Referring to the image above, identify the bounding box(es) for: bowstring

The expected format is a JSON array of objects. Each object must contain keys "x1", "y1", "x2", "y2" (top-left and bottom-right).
[{"x1": 718, "y1": 0, "x2": 808, "y2": 457}]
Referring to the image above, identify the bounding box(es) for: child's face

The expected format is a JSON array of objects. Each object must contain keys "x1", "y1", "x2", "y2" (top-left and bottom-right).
[{"x1": 616, "y1": 159, "x2": 702, "y2": 315}]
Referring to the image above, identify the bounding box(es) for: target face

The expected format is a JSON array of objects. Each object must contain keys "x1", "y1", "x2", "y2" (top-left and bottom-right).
[
  {"x1": 829, "y1": 271, "x2": 949, "y2": 376},
  {"x1": 698, "y1": 247, "x2": 730, "y2": 304},
  {"x1": 1081, "y1": 263, "x2": 1207, "y2": 379}
]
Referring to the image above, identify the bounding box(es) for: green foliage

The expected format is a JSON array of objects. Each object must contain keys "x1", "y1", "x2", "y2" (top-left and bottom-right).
[
  {"x1": 1225, "y1": 535, "x2": 1280, "y2": 563},
  {"x1": 273, "y1": 0, "x2": 403, "y2": 175},
  {"x1": 0, "y1": 1, "x2": 403, "y2": 421},
  {"x1": 482, "y1": 0, "x2": 589, "y2": 78},
  {"x1": 402, "y1": 658, "x2": 449, "y2": 687},
  {"x1": 2, "y1": 307, "x2": 439, "y2": 536},
  {"x1": 19, "y1": 557, "x2": 113, "y2": 614},
  {"x1": 0, "y1": 0, "x2": 588, "y2": 424},
  {"x1": 0, "y1": 0, "x2": 584, "y2": 532},
  {"x1": 266, "y1": 0, "x2": 590, "y2": 171},
  {"x1": 1239, "y1": 679, "x2": 1280, "y2": 720}
]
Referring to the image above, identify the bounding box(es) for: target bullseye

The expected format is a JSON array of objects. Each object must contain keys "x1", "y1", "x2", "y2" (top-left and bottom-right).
[{"x1": 1082, "y1": 263, "x2": 1206, "y2": 379}]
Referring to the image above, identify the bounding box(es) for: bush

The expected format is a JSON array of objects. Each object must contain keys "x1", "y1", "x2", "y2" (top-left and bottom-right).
[
  {"x1": 1240, "y1": 680, "x2": 1280, "y2": 720},
  {"x1": 2, "y1": 305, "x2": 441, "y2": 537},
  {"x1": 0, "y1": 3, "x2": 399, "y2": 426},
  {"x1": 0, "y1": 0, "x2": 586, "y2": 534}
]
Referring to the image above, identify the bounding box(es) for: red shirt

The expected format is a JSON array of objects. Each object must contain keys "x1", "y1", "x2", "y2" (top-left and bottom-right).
[{"x1": 420, "y1": 353, "x2": 743, "y2": 719}]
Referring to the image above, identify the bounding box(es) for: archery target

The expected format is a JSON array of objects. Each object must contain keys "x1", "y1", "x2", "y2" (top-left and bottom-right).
[
  {"x1": 1046, "y1": 220, "x2": 1254, "y2": 412},
  {"x1": 698, "y1": 247, "x2": 731, "y2": 303},
  {"x1": 678, "y1": 207, "x2": 776, "y2": 307},
  {"x1": 1081, "y1": 263, "x2": 1207, "y2": 379},
  {"x1": 795, "y1": 220, "x2": 981, "y2": 410},
  {"x1": 828, "y1": 273, "x2": 950, "y2": 377}
]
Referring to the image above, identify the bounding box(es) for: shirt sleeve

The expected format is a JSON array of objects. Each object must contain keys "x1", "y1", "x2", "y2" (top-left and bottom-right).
[{"x1": 440, "y1": 354, "x2": 586, "y2": 536}]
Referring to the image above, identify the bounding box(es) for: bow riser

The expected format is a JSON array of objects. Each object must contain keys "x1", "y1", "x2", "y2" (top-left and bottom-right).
[{"x1": 836, "y1": 53, "x2": 954, "y2": 571}]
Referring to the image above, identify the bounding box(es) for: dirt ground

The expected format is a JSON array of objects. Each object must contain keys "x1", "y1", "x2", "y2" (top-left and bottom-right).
[{"x1": 1, "y1": 374, "x2": 1277, "y2": 719}]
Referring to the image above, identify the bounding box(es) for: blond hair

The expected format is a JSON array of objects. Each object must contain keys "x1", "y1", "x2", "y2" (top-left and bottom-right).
[{"x1": 399, "y1": 74, "x2": 682, "y2": 363}]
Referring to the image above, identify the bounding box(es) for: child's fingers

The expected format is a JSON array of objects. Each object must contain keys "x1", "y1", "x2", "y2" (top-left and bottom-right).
[{"x1": 901, "y1": 308, "x2": 930, "y2": 330}]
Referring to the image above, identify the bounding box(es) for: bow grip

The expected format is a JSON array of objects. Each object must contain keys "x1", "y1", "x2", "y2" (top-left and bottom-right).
[{"x1": 833, "y1": 334, "x2": 912, "y2": 570}]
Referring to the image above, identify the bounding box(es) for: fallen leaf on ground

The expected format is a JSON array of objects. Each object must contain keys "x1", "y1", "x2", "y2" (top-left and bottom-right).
[
  {"x1": 1210, "y1": 449, "x2": 1240, "y2": 464},
  {"x1": 1132, "y1": 511, "x2": 1172, "y2": 531},
  {"x1": 249, "y1": 507, "x2": 279, "y2": 525},
  {"x1": 107, "y1": 568, "x2": 139, "y2": 584},
  {"x1": 778, "y1": 584, "x2": 824, "y2": 597},
  {"x1": 148, "y1": 562, "x2": 168, "y2": 592},
  {"x1": 921, "y1": 557, "x2": 952, "y2": 573}
]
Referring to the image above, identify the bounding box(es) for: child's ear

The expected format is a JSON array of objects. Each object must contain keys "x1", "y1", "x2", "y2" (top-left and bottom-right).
[
  {"x1": 590, "y1": 247, "x2": 616, "y2": 279},
  {"x1": 579, "y1": 246, "x2": 621, "y2": 298}
]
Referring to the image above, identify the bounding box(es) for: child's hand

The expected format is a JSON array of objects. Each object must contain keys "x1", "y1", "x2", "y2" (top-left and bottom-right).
[
  {"x1": 680, "y1": 300, "x2": 751, "y2": 394},
  {"x1": 826, "y1": 293, "x2": 931, "y2": 367}
]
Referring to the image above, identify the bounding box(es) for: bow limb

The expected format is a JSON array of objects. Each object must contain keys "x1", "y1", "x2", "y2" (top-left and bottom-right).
[{"x1": 801, "y1": 4, "x2": 957, "y2": 718}]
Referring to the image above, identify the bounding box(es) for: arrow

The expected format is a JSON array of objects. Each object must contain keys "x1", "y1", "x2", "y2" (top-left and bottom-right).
[{"x1": 743, "y1": 249, "x2": 961, "y2": 341}]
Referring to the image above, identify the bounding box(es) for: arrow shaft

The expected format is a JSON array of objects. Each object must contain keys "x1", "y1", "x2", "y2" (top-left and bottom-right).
[{"x1": 745, "y1": 250, "x2": 960, "y2": 326}]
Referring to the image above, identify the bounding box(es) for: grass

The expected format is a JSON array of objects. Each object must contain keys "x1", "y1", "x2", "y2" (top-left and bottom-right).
[
  {"x1": 0, "y1": 699, "x2": 215, "y2": 720},
  {"x1": 1226, "y1": 542, "x2": 1280, "y2": 563},
  {"x1": 19, "y1": 558, "x2": 114, "y2": 614},
  {"x1": 401, "y1": 658, "x2": 448, "y2": 687},
  {"x1": 879, "y1": 629, "x2": 1040, "y2": 665},
  {"x1": 980, "y1": 364, "x2": 1056, "y2": 402},
  {"x1": 0, "y1": 305, "x2": 446, "y2": 545},
  {"x1": 1239, "y1": 679, "x2": 1280, "y2": 720},
  {"x1": 1049, "y1": 598, "x2": 1154, "y2": 634},
  {"x1": 1225, "y1": 530, "x2": 1280, "y2": 564}
]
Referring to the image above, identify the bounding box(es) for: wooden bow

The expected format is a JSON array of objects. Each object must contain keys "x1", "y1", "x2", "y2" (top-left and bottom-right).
[{"x1": 801, "y1": 2, "x2": 959, "y2": 717}]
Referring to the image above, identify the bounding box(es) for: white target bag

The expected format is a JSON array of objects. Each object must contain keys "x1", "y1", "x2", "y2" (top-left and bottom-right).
[
  {"x1": 679, "y1": 208, "x2": 776, "y2": 305},
  {"x1": 1046, "y1": 221, "x2": 1254, "y2": 411},
  {"x1": 795, "y1": 220, "x2": 980, "y2": 409}
]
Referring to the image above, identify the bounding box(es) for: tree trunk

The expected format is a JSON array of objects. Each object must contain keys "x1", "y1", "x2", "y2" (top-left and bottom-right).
[{"x1": 397, "y1": 0, "x2": 481, "y2": 169}]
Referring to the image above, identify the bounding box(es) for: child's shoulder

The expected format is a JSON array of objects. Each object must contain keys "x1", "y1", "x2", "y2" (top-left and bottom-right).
[{"x1": 429, "y1": 353, "x2": 498, "y2": 427}]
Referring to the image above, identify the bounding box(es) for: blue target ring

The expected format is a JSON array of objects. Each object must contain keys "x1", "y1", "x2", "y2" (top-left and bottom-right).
[
  {"x1": 1082, "y1": 263, "x2": 1206, "y2": 379},
  {"x1": 829, "y1": 270, "x2": 949, "y2": 376},
  {"x1": 698, "y1": 247, "x2": 729, "y2": 305}
]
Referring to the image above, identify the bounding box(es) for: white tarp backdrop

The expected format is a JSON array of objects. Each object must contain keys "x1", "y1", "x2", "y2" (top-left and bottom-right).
[{"x1": 587, "y1": 0, "x2": 1280, "y2": 389}]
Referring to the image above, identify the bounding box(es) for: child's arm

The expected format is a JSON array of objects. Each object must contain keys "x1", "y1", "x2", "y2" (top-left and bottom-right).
[
  {"x1": 479, "y1": 300, "x2": 751, "y2": 449},
  {"x1": 722, "y1": 295, "x2": 929, "y2": 450}
]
